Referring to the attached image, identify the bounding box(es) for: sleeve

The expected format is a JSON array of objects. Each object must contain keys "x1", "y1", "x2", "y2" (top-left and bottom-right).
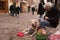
[
  {"x1": 48, "y1": 8, "x2": 60, "y2": 22},
  {"x1": 37, "y1": 3, "x2": 45, "y2": 15}
]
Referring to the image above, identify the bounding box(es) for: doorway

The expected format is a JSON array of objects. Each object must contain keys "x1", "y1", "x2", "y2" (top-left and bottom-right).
[{"x1": 0, "y1": 0, "x2": 8, "y2": 13}]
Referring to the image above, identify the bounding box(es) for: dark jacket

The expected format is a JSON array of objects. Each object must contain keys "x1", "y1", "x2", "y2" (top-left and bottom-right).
[
  {"x1": 32, "y1": 7, "x2": 35, "y2": 12},
  {"x1": 37, "y1": 3, "x2": 45, "y2": 15},
  {"x1": 10, "y1": 5, "x2": 15, "y2": 12},
  {"x1": 16, "y1": 7, "x2": 20, "y2": 12},
  {"x1": 44, "y1": 7, "x2": 60, "y2": 28}
]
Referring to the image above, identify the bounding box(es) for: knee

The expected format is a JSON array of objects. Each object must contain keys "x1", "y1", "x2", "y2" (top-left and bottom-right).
[{"x1": 40, "y1": 21, "x2": 44, "y2": 23}]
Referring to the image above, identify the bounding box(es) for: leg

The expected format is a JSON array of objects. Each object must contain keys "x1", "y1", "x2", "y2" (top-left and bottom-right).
[
  {"x1": 40, "y1": 14, "x2": 43, "y2": 18},
  {"x1": 11, "y1": 11, "x2": 14, "y2": 16},
  {"x1": 15, "y1": 12, "x2": 17, "y2": 16},
  {"x1": 32, "y1": 11, "x2": 34, "y2": 15},
  {"x1": 40, "y1": 18, "x2": 51, "y2": 28},
  {"x1": 10, "y1": 11, "x2": 12, "y2": 16},
  {"x1": 17, "y1": 12, "x2": 19, "y2": 16}
]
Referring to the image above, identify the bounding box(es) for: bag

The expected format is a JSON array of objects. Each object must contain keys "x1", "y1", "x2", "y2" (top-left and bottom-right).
[{"x1": 49, "y1": 31, "x2": 60, "y2": 40}]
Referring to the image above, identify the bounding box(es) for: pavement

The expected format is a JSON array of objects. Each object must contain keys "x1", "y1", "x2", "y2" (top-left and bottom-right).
[
  {"x1": 0, "y1": 12, "x2": 60, "y2": 40},
  {"x1": 0, "y1": 12, "x2": 39, "y2": 40}
]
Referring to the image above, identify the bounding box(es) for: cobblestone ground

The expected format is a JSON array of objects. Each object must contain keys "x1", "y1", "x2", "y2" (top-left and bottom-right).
[
  {"x1": 0, "y1": 12, "x2": 60, "y2": 40},
  {"x1": 0, "y1": 12, "x2": 39, "y2": 40}
]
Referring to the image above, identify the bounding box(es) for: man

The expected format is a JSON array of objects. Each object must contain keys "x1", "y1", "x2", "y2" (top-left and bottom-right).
[
  {"x1": 10, "y1": 4, "x2": 16, "y2": 16},
  {"x1": 37, "y1": 0, "x2": 47, "y2": 18},
  {"x1": 40, "y1": 2, "x2": 60, "y2": 28},
  {"x1": 32, "y1": 7, "x2": 35, "y2": 15},
  {"x1": 16, "y1": 7, "x2": 20, "y2": 16},
  {"x1": 37, "y1": 2, "x2": 44, "y2": 18}
]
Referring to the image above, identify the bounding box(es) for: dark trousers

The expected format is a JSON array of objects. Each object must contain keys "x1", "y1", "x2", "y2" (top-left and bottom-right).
[
  {"x1": 32, "y1": 11, "x2": 34, "y2": 15},
  {"x1": 15, "y1": 11, "x2": 19, "y2": 16},
  {"x1": 10, "y1": 11, "x2": 15, "y2": 16}
]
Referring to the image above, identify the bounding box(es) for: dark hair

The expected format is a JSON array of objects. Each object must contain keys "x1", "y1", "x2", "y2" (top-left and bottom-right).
[{"x1": 41, "y1": 0, "x2": 45, "y2": 5}]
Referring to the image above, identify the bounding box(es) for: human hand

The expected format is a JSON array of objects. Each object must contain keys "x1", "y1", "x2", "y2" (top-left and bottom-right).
[{"x1": 44, "y1": 16, "x2": 49, "y2": 20}]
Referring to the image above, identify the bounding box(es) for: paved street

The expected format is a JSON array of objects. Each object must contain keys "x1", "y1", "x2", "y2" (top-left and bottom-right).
[
  {"x1": 0, "y1": 12, "x2": 39, "y2": 40},
  {"x1": 0, "y1": 12, "x2": 60, "y2": 40}
]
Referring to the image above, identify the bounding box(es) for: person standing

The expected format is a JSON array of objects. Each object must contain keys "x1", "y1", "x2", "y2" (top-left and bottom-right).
[
  {"x1": 37, "y1": 0, "x2": 46, "y2": 18},
  {"x1": 32, "y1": 7, "x2": 35, "y2": 15},
  {"x1": 16, "y1": 7, "x2": 20, "y2": 16},
  {"x1": 10, "y1": 4, "x2": 15, "y2": 16},
  {"x1": 28, "y1": 5, "x2": 31, "y2": 12}
]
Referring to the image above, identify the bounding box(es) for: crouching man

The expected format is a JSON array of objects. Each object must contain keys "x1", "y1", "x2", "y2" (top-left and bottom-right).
[{"x1": 40, "y1": 2, "x2": 60, "y2": 28}]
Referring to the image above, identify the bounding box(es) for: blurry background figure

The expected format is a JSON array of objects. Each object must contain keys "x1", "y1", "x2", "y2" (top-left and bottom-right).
[
  {"x1": 37, "y1": 0, "x2": 47, "y2": 18},
  {"x1": 28, "y1": 5, "x2": 31, "y2": 12},
  {"x1": 10, "y1": 2, "x2": 16, "y2": 16},
  {"x1": 10, "y1": 5, "x2": 13, "y2": 16},
  {"x1": 40, "y1": 2, "x2": 60, "y2": 28},
  {"x1": 16, "y1": 7, "x2": 20, "y2": 16},
  {"x1": 31, "y1": 7, "x2": 35, "y2": 15},
  {"x1": 10, "y1": 4, "x2": 15, "y2": 16}
]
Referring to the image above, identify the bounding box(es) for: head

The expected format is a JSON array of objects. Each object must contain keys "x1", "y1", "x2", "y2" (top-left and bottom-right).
[
  {"x1": 31, "y1": 19, "x2": 37, "y2": 29},
  {"x1": 44, "y1": 2, "x2": 54, "y2": 11}
]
